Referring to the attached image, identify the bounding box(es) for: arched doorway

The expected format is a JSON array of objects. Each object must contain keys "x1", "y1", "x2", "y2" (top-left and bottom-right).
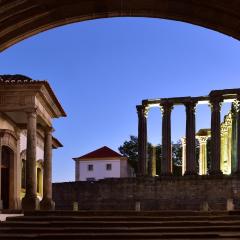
[{"x1": 1, "y1": 146, "x2": 14, "y2": 209}]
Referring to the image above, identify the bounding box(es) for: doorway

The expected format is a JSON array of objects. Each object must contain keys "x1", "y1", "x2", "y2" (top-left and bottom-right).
[{"x1": 1, "y1": 146, "x2": 13, "y2": 209}]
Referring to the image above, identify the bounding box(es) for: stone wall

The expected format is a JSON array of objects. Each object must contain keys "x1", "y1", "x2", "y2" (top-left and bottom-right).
[{"x1": 53, "y1": 176, "x2": 240, "y2": 211}]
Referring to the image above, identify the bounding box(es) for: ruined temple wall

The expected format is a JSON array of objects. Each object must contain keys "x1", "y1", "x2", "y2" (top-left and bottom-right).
[{"x1": 53, "y1": 176, "x2": 240, "y2": 211}]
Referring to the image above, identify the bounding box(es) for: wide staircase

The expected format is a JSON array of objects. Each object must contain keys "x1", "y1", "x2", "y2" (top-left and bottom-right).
[{"x1": 1, "y1": 211, "x2": 240, "y2": 239}]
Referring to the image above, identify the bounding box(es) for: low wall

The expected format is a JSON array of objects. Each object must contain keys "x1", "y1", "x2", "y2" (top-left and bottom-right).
[{"x1": 53, "y1": 175, "x2": 240, "y2": 211}]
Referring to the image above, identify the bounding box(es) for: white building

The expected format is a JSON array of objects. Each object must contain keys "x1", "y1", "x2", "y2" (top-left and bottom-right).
[{"x1": 73, "y1": 146, "x2": 133, "y2": 181}]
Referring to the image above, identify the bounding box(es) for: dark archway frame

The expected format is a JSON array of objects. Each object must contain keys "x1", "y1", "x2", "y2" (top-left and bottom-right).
[{"x1": 0, "y1": 0, "x2": 240, "y2": 52}]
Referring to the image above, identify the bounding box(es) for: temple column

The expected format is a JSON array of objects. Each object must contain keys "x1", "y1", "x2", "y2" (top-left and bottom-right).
[
  {"x1": 22, "y1": 110, "x2": 40, "y2": 210},
  {"x1": 234, "y1": 99, "x2": 240, "y2": 174},
  {"x1": 231, "y1": 105, "x2": 237, "y2": 173},
  {"x1": 40, "y1": 127, "x2": 55, "y2": 210},
  {"x1": 209, "y1": 97, "x2": 223, "y2": 175},
  {"x1": 137, "y1": 105, "x2": 148, "y2": 176},
  {"x1": 181, "y1": 137, "x2": 186, "y2": 176},
  {"x1": 196, "y1": 136, "x2": 208, "y2": 175},
  {"x1": 184, "y1": 101, "x2": 197, "y2": 175},
  {"x1": 148, "y1": 146, "x2": 156, "y2": 176},
  {"x1": 160, "y1": 102, "x2": 173, "y2": 176}
]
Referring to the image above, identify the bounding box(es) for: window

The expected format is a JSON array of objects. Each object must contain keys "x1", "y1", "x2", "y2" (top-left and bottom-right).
[
  {"x1": 88, "y1": 164, "x2": 93, "y2": 171},
  {"x1": 21, "y1": 159, "x2": 26, "y2": 189},
  {"x1": 106, "y1": 163, "x2": 112, "y2": 171}
]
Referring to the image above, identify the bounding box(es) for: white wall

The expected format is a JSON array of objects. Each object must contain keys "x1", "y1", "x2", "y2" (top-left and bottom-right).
[{"x1": 79, "y1": 159, "x2": 121, "y2": 181}]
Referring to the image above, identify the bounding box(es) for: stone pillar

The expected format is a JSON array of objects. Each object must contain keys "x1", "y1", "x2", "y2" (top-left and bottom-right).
[
  {"x1": 22, "y1": 110, "x2": 40, "y2": 210},
  {"x1": 209, "y1": 97, "x2": 223, "y2": 175},
  {"x1": 148, "y1": 146, "x2": 156, "y2": 177},
  {"x1": 231, "y1": 105, "x2": 237, "y2": 173},
  {"x1": 233, "y1": 99, "x2": 240, "y2": 174},
  {"x1": 181, "y1": 137, "x2": 186, "y2": 176},
  {"x1": 0, "y1": 133, "x2": 3, "y2": 209},
  {"x1": 40, "y1": 127, "x2": 55, "y2": 210},
  {"x1": 75, "y1": 160, "x2": 80, "y2": 181},
  {"x1": 160, "y1": 102, "x2": 173, "y2": 176},
  {"x1": 197, "y1": 136, "x2": 208, "y2": 175},
  {"x1": 184, "y1": 101, "x2": 197, "y2": 175},
  {"x1": 137, "y1": 105, "x2": 148, "y2": 176}
]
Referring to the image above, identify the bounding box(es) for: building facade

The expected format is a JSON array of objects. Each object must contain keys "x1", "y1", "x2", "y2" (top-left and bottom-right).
[
  {"x1": 73, "y1": 146, "x2": 133, "y2": 181},
  {"x1": 0, "y1": 75, "x2": 66, "y2": 211}
]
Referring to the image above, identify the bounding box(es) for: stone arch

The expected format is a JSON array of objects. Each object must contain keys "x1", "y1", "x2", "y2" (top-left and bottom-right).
[{"x1": 0, "y1": 1, "x2": 240, "y2": 52}]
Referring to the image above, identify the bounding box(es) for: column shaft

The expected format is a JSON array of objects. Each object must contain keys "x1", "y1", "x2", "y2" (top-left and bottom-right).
[
  {"x1": 137, "y1": 105, "x2": 148, "y2": 176},
  {"x1": 197, "y1": 137, "x2": 208, "y2": 175},
  {"x1": 0, "y1": 134, "x2": 2, "y2": 209},
  {"x1": 210, "y1": 98, "x2": 223, "y2": 175},
  {"x1": 148, "y1": 146, "x2": 156, "y2": 176},
  {"x1": 185, "y1": 102, "x2": 197, "y2": 175},
  {"x1": 40, "y1": 128, "x2": 55, "y2": 210},
  {"x1": 22, "y1": 111, "x2": 39, "y2": 210},
  {"x1": 235, "y1": 100, "x2": 240, "y2": 174},
  {"x1": 231, "y1": 107, "x2": 237, "y2": 173},
  {"x1": 161, "y1": 102, "x2": 173, "y2": 176},
  {"x1": 181, "y1": 138, "x2": 186, "y2": 176}
]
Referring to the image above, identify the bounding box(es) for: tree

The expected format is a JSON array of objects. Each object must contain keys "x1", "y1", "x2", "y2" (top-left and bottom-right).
[{"x1": 119, "y1": 136, "x2": 183, "y2": 175}]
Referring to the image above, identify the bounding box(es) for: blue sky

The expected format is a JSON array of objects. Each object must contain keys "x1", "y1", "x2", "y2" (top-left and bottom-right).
[{"x1": 0, "y1": 17, "x2": 240, "y2": 182}]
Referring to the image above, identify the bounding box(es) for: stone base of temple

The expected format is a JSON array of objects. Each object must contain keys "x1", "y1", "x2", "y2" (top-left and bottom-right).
[
  {"x1": 40, "y1": 198, "x2": 55, "y2": 211},
  {"x1": 22, "y1": 195, "x2": 40, "y2": 211},
  {"x1": 209, "y1": 170, "x2": 224, "y2": 176},
  {"x1": 53, "y1": 176, "x2": 240, "y2": 211},
  {"x1": 184, "y1": 171, "x2": 198, "y2": 176}
]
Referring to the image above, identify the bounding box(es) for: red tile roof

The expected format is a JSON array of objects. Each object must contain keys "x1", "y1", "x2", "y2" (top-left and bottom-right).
[{"x1": 73, "y1": 146, "x2": 122, "y2": 160}]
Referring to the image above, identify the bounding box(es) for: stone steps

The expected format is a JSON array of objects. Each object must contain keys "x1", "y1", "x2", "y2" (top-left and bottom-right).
[
  {"x1": 3, "y1": 220, "x2": 240, "y2": 227},
  {"x1": 1, "y1": 211, "x2": 240, "y2": 239}
]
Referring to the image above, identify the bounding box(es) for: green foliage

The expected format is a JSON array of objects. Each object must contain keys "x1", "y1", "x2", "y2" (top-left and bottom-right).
[{"x1": 119, "y1": 136, "x2": 184, "y2": 175}]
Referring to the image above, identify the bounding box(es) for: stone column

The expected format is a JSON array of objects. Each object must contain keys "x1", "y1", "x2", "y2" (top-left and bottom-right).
[
  {"x1": 137, "y1": 105, "x2": 148, "y2": 176},
  {"x1": 184, "y1": 101, "x2": 197, "y2": 175},
  {"x1": 40, "y1": 127, "x2": 55, "y2": 210},
  {"x1": 181, "y1": 137, "x2": 186, "y2": 176},
  {"x1": 209, "y1": 97, "x2": 223, "y2": 175},
  {"x1": 0, "y1": 133, "x2": 3, "y2": 209},
  {"x1": 233, "y1": 99, "x2": 240, "y2": 174},
  {"x1": 160, "y1": 102, "x2": 173, "y2": 176},
  {"x1": 231, "y1": 105, "x2": 237, "y2": 173},
  {"x1": 22, "y1": 110, "x2": 40, "y2": 210},
  {"x1": 148, "y1": 146, "x2": 156, "y2": 177},
  {"x1": 196, "y1": 136, "x2": 208, "y2": 175}
]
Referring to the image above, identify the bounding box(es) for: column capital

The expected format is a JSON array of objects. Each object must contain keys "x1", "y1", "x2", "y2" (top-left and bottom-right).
[
  {"x1": 184, "y1": 100, "x2": 197, "y2": 112},
  {"x1": 160, "y1": 101, "x2": 174, "y2": 115},
  {"x1": 136, "y1": 105, "x2": 149, "y2": 118},
  {"x1": 209, "y1": 97, "x2": 223, "y2": 111},
  {"x1": 233, "y1": 99, "x2": 240, "y2": 112},
  {"x1": 44, "y1": 126, "x2": 54, "y2": 134},
  {"x1": 196, "y1": 136, "x2": 208, "y2": 144},
  {"x1": 181, "y1": 137, "x2": 186, "y2": 145}
]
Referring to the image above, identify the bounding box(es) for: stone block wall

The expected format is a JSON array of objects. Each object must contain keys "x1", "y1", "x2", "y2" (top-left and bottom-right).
[{"x1": 53, "y1": 176, "x2": 240, "y2": 211}]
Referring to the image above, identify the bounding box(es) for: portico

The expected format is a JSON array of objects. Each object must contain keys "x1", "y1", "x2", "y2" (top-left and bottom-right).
[
  {"x1": 137, "y1": 89, "x2": 240, "y2": 176},
  {"x1": 0, "y1": 75, "x2": 66, "y2": 211}
]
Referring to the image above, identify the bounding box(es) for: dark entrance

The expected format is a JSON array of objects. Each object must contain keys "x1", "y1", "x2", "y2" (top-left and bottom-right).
[{"x1": 1, "y1": 146, "x2": 12, "y2": 209}]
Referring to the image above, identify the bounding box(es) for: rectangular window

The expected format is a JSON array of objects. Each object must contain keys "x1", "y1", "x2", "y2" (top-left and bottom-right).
[
  {"x1": 106, "y1": 163, "x2": 112, "y2": 171},
  {"x1": 88, "y1": 164, "x2": 93, "y2": 171}
]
